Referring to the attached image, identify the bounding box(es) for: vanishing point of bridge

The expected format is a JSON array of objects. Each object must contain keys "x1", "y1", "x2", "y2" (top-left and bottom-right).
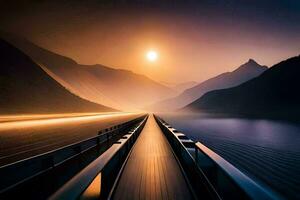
[{"x1": 0, "y1": 114, "x2": 281, "y2": 200}]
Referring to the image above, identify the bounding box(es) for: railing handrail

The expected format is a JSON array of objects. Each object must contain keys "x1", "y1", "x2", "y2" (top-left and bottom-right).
[
  {"x1": 1, "y1": 130, "x2": 110, "y2": 169},
  {"x1": 49, "y1": 116, "x2": 148, "y2": 200},
  {"x1": 50, "y1": 138, "x2": 126, "y2": 200},
  {"x1": 195, "y1": 142, "x2": 282, "y2": 200},
  {"x1": 155, "y1": 115, "x2": 283, "y2": 200}
]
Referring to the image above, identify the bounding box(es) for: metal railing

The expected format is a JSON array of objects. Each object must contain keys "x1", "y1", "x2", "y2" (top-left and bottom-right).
[
  {"x1": 0, "y1": 115, "x2": 146, "y2": 194},
  {"x1": 155, "y1": 115, "x2": 280, "y2": 200},
  {"x1": 154, "y1": 115, "x2": 219, "y2": 200},
  {"x1": 194, "y1": 142, "x2": 282, "y2": 200},
  {"x1": 49, "y1": 115, "x2": 148, "y2": 200}
]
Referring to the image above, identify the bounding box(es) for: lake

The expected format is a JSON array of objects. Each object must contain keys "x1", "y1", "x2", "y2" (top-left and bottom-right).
[{"x1": 160, "y1": 113, "x2": 300, "y2": 199}]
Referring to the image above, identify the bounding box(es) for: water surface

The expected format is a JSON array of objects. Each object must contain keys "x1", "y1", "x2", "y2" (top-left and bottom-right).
[{"x1": 161, "y1": 113, "x2": 300, "y2": 199}]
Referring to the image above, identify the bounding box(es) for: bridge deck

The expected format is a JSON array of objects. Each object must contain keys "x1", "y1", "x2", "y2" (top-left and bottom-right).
[{"x1": 112, "y1": 115, "x2": 193, "y2": 200}]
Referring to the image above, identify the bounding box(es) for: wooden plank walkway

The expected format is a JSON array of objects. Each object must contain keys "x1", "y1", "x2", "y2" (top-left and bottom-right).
[{"x1": 112, "y1": 115, "x2": 193, "y2": 200}]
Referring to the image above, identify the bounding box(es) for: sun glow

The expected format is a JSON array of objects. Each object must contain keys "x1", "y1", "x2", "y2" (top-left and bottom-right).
[{"x1": 146, "y1": 50, "x2": 158, "y2": 62}]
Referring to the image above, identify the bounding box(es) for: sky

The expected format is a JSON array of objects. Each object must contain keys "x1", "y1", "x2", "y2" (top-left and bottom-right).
[{"x1": 1, "y1": 0, "x2": 300, "y2": 84}]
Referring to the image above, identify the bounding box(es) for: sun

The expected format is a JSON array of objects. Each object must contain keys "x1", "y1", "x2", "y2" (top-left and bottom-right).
[{"x1": 146, "y1": 50, "x2": 158, "y2": 62}]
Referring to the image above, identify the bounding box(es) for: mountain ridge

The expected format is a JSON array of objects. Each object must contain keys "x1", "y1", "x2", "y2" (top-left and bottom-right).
[
  {"x1": 0, "y1": 31, "x2": 176, "y2": 110},
  {"x1": 0, "y1": 38, "x2": 115, "y2": 114},
  {"x1": 184, "y1": 55, "x2": 300, "y2": 120},
  {"x1": 149, "y1": 59, "x2": 267, "y2": 111},
  {"x1": 160, "y1": 81, "x2": 199, "y2": 93}
]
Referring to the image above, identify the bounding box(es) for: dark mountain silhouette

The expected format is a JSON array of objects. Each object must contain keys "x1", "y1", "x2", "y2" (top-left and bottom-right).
[
  {"x1": 185, "y1": 55, "x2": 300, "y2": 119},
  {"x1": 150, "y1": 59, "x2": 267, "y2": 111},
  {"x1": 1, "y1": 32, "x2": 175, "y2": 110},
  {"x1": 0, "y1": 39, "x2": 114, "y2": 114}
]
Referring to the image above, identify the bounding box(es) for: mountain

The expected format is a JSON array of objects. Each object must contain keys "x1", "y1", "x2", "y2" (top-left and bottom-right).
[
  {"x1": 184, "y1": 55, "x2": 300, "y2": 119},
  {"x1": 161, "y1": 81, "x2": 198, "y2": 93},
  {"x1": 0, "y1": 39, "x2": 114, "y2": 114},
  {"x1": 150, "y1": 59, "x2": 268, "y2": 111},
  {"x1": 1, "y1": 32, "x2": 175, "y2": 110}
]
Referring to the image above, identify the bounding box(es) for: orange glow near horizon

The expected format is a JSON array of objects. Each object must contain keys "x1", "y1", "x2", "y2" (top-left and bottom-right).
[
  {"x1": 0, "y1": 112, "x2": 136, "y2": 131},
  {"x1": 4, "y1": 4, "x2": 299, "y2": 85}
]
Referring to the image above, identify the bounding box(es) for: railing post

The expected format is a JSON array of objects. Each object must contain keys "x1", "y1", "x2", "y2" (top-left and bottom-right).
[
  {"x1": 106, "y1": 132, "x2": 110, "y2": 142},
  {"x1": 195, "y1": 145, "x2": 199, "y2": 164},
  {"x1": 97, "y1": 131, "x2": 102, "y2": 145}
]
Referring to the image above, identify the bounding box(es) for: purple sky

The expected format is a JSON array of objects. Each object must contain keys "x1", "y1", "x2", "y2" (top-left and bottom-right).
[{"x1": 1, "y1": 0, "x2": 299, "y2": 83}]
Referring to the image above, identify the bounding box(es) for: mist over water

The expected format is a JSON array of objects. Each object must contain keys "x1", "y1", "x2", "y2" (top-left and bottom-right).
[{"x1": 160, "y1": 113, "x2": 300, "y2": 199}]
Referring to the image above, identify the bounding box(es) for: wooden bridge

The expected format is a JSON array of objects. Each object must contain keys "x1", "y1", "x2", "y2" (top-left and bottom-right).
[
  {"x1": 112, "y1": 115, "x2": 193, "y2": 200},
  {"x1": 0, "y1": 114, "x2": 281, "y2": 200}
]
